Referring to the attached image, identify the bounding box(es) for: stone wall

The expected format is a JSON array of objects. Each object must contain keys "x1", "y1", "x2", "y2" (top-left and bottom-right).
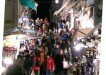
[{"x1": 4, "y1": 0, "x2": 18, "y2": 31}]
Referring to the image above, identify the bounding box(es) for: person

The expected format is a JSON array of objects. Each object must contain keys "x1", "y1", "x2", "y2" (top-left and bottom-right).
[
  {"x1": 72, "y1": 62, "x2": 77, "y2": 75},
  {"x1": 32, "y1": 54, "x2": 40, "y2": 75},
  {"x1": 23, "y1": 50, "x2": 33, "y2": 75},
  {"x1": 63, "y1": 58, "x2": 69, "y2": 75},
  {"x1": 54, "y1": 50, "x2": 64, "y2": 75},
  {"x1": 46, "y1": 55, "x2": 55, "y2": 75},
  {"x1": 5, "y1": 56, "x2": 24, "y2": 75},
  {"x1": 39, "y1": 48, "x2": 46, "y2": 75},
  {"x1": 49, "y1": 21, "x2": 55, "y2": 31}
]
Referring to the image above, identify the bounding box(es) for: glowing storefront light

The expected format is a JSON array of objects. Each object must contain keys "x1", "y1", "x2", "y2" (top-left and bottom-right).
[
  {"x1": 55, "y1": 0, "x2": 59, "y2": 4},
  {"x1": 1, "y1": 66, "x2": 6, "y2": 74},
  {"x1": 4, "y1": 57, "x2": 13, "y2": 66},
  {"x1": 79, "y1": 10, "x2": 94, "y2": 29}
]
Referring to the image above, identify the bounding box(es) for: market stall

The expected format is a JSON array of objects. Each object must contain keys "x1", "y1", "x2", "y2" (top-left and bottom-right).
[{"x1": 2, "y1": 32, "x2": 37, "y2": 69}]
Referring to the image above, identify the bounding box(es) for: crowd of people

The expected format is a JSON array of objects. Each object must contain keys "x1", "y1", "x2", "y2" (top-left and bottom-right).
[
  {"x1": 5, "y1": 9, "x2": 73, "y2": 75},
  {"x1": 18, "y1": 9, "x2": 73, "y2": 35},
  {"x1": 4, "y1": 9, "x2": 100, "y2": 75},
  {"x1": 17, "y1": 18, "x2": 72, "y2": 75}
]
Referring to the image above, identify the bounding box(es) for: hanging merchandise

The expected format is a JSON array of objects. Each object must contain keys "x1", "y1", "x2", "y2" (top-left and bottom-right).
[{"x1": 19, "y1": 0, "x2": 38, "y2": 11}]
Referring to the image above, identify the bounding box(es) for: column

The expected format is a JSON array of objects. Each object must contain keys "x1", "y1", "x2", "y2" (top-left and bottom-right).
[{"x1": 4, "y1": 0, "x2": 18, "y2": 31}]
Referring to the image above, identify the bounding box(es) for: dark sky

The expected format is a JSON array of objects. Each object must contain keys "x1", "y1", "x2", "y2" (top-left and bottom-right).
[{"x1": 35, "y1": 0, "x2": 52, "y2": 20}]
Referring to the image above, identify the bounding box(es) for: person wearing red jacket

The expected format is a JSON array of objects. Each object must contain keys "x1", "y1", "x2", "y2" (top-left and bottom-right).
[
  {"x1": 46, "y1": 55, "x2": 55, "y2": 75},
  {"x1": 32, "y1": 55, "x2": 40, "y2": 75}
]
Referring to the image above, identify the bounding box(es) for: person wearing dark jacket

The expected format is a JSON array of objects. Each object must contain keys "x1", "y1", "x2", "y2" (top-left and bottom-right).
[
  {"x1": 23, "y1": 50, "x2": 33, "y2": 75},
  {"x1": 54, "y1": 51, "x2": 64, "y2": 75},
  {"x1": 6, "y1": 56, "x2": 24, "y2": 75}
]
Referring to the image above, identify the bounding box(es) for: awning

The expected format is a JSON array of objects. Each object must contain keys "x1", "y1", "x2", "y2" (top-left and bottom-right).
[
  {"x1": 19, "y1": 0, "x2": 38, "y2": 11},
  {"x1": 74, "y1": 28, "x2": 93, "y2": 39},
  {"x1": 4, "y1": 32, "x2": 36, "y2": 40},
  {"x1": 84, "y1": 21, "x2": 101, "y2": 40}
]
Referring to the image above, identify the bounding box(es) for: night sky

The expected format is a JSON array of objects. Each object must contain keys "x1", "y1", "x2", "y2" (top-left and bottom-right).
[{"x1": 35, "y1": 0, "x2": 52, "y2": 20}]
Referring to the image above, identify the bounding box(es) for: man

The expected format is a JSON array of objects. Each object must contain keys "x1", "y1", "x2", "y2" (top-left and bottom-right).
[
  {"x1": 6, "y1": 56, "x2": 24, "y2": 75},
  {"x1": 46, "y1": 55, "x2": 55, "y2": 75},
  {"x1": 23, "y1": 50, "x2": 33, "y2": 75}
]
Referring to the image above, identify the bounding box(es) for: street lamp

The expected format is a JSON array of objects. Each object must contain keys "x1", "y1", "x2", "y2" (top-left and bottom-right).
[{"x1": 55, "y1": 0, "x2": 59, "y2": 4}]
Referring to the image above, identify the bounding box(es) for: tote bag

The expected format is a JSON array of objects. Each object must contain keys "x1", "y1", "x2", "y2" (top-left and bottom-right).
[{"x1": 63, "y1": 60, "x2": 69, "y2": 69}]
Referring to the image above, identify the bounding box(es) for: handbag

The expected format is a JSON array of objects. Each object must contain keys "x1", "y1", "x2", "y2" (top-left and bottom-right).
[{"x1": 63, "y1": 59, "x2": 69, "y2": 69}]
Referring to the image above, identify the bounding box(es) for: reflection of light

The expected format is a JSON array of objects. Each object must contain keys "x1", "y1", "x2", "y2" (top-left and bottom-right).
[
  {"x1": 35, "y1": 2, "x2": 38, "y2": 7},
  {"x1": 98, "y1": 43, "x2": 101, "y2": 50},
  {"x1": 74, "y1": 41, "x2": 77, "y2": 45},
  {"x1": 69, "y1": 9, "x2": 73, "y2": 13},
  {"x1": 4, "y1": 57, "x2": 13, "y2": 66},
  {"x1": 74, "y1": 44, "x2": 81, "y2": 51},
  {"x1": 96, "y1": 55, "x2": 100, "y2": 60},
  {"x1": 74, "y1": 43, "x2": 87, "y2": 51},
  {"x1": 76, "y1": 18, "x2": 79, "y2": 21},
  {"x1": 1, "y1": 66, "x2": 6, "y2": 74},
  {"x1": 55, "y1": 0, "x2": 59, "y2": 3},
  {"x1": 82, "y1": 7, "x2": 84, "y2": 10}
]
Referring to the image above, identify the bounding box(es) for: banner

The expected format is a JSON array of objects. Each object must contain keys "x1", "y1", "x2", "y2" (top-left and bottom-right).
[{"x1": 19, "y1": 0, "x2": 38, "y2": 11}]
